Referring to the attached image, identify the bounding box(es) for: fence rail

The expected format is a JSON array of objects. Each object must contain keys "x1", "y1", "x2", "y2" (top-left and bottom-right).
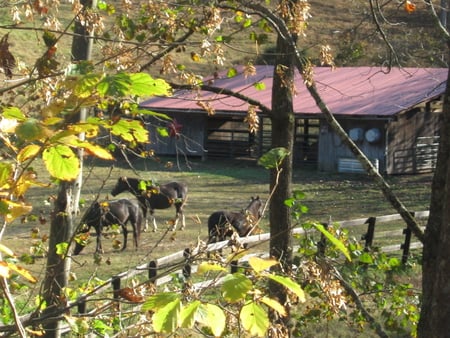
[{"x1": 71, "y1": 210, "x2": 429, "y2": 315}]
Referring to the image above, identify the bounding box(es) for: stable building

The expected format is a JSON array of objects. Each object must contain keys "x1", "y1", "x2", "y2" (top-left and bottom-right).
[{"x1": 140, "y1": 66, "x2": 447, "y2": 175}]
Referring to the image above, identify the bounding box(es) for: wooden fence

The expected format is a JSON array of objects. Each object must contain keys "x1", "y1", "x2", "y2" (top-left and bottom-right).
[{"x1": 71, "y1": 210, "x2": 429, "y2": 315}]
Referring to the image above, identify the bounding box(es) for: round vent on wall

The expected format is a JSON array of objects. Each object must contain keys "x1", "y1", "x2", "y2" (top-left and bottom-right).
[
  {"x1": 365, "y1": 128, "x2": 381, "y2": 143},
  {"x1": 349, "y1": 128, "x2": 364, "y2": 142}
]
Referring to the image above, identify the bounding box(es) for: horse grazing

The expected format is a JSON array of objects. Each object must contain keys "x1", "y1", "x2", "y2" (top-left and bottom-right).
[
  {"x1": 110, "y1": 176, "x2": 188, "y2": 232},
  {"x1": 207, "y1": 196, "x2": 263, "y2": 243},
  {"x1": 73, "y1": 199, "x2": 142, "y2": 255}
]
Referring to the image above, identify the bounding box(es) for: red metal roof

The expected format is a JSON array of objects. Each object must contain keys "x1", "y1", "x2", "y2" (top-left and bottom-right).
[{"x1": 140, "y1": 66, "x2": 448, "y2": 117}]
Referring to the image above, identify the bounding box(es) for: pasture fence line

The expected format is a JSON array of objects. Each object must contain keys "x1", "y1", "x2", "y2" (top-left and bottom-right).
[{"x1": 71, "y1": 210, "x2": 428, "y2": 316}]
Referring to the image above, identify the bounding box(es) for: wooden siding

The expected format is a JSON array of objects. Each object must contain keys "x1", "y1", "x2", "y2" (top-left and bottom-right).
[
  {"x1": 387, "y1": 107, "x2": 441, "y2": 174},
  {"x1": 318, "y1": 119, "x2": 386, "y2": 172},
  {"x1": 146, "y1": 113, "x2": 206, "y2": 158}
]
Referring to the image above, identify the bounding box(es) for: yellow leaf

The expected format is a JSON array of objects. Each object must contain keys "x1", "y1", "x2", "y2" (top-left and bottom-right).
[
  {"x1": 0, "y1": 261, "x2": 10, "y2": 278},
  {"x1": 248, "y1": 256, "x2": 279, "y2": 273},
  {"x1": 18, "y1": 145, "x2": 41, "y2": 163},
  {"x1": 190, "y1": 52, "x2": 201, "y2": 62},
  {"x1": 2, "y1": 200, "x2": 33, "y2": 223},
  {"x1": 197, "y1": 262, "x2": 227, "y2": 274},
  {"x1": 260, "y1": 296, "x2": 286, "y2": 317},
  {"x1": 0, "y1": 244, "x2": 15, "y2": 257},
  {"x1": 8, "y1": 262, "x2": 37, "y2": 283}
]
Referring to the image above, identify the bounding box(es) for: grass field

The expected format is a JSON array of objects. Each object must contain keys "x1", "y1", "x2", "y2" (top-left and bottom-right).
[{"x1": 3, "y1": 155, "x2": 431, "y2": 285}]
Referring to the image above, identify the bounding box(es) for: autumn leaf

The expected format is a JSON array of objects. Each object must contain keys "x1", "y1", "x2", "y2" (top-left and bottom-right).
[
  {"x1": 405, "y1": 0, "x2": 416, "y2": 14},
  {"x1": 0, "y1": 33, "x2": 16, "y2": 79},
  {"x1": 7, "y1": 262, "x2": 37, "y2": 283}
]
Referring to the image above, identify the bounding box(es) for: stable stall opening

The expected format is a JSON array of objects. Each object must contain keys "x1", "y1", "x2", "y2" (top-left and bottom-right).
[{"x1": 205, "y1": 117, "x2": 259, "y2": 158}]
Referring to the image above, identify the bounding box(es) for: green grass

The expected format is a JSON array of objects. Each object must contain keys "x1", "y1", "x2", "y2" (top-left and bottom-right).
[{"x1": 4, "y1": 156, "x2": 431, "y2": 281}]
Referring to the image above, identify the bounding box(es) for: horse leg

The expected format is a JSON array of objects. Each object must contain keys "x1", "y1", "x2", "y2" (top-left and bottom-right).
[
  {"x1": 148, "y1": 209, "x2": 157, "y2": 232},
  {"x1": 121, "y1": 224, "x2": 128, "y2": 251},
  {"x1": 95, "y1": 225, "x2": 103, "y2": 254}
]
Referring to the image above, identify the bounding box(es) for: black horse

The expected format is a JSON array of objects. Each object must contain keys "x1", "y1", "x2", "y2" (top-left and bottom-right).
[
  {"x1": 207, "y1": 196, "x2": 263, "y2": 243},
  {"x1": 110, "y1": 177, "x2": 188, "y2": 232},
  {"x1": 73, "y1": 199, "x2": 142, "y2": 255}
]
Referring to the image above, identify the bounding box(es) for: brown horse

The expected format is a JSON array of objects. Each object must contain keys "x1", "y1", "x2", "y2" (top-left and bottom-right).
[
  {"x1": 73, "y1": 199, "x2": 142, "y2": 255},
  {"x1": 207, "y1": 196, "x2": 263, "y2": 243},
  {"x1": 111, "y1": 177, "x2": 188, "y2": 231}
]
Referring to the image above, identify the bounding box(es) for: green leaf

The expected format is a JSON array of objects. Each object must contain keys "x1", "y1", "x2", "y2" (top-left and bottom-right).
[
  {"x1": 16, "y1": 118, "x2": 45, "y2": 141},
  {"x1": 359, "y1": 252, "x2": 374, "y2": 264},
  {"x1": 0, "y1": 163, "x2": 13, "y2": 187},
  {"x1": 180, "y1": 300, "x2": 201, "y2": 328},
  {"x1": 243, "y1": 18, "x2": 252, "y2": 28},
  {"x1": 267, "y1": 275, "x2": 306, "y2": 302},
  {"x1": 2, "y1": 107, "x2": 26, "y2": 121},
  {"x1": 227, "y1": 67, "x2": 238, "y2": 78},
  {"x1": 248, "y1": 257, "x2": 278, "y2": 274},
  {"x1": 56, "y1": 242, "x2": 68, "y2": 257},
  {"x1": 313, "y1": 223, "x2": 352, "y2": 261},
  {"x1": 129, "y1": 73, "x2": 171, "y2": 97},
  {"x1": 157, "y1": 127, "x2": 169, "y2": 137},
  {"x1": 74, "y1": 73, "x2": 102, "y2": 98},
  {"x1": 42, "y1": 145, "x2": 79, "y2": 181},
  {"x1": 142, "y1": 292, "x2": 179, "y2": 311},
  {"x1": 152, "y1": 297, "x2": 181, "y2": 333},
  {"x1": 92, "y1": 319, "x2": 113, "y2": 335},
  {"x1": 196, "y1": 303, "x2": 226, "y2": 337},
  {"x1": 136, "y1": 109, "x2": 171, "y2": 120},
  {"x1": 257, "y1": 147, "x2": 290, "y2": 169},
  {"x1": 240, "y1": 301, "x2": 269, "y2": 337},
  {"x1": 221, "y1": 273, "x2": 252, "y2": 302},
  {"x1": 254, "y1": 81, "x2": 266, "y2": 90},
  {"x1": 110, "y1": 119, "x2": 148, "y2": 143},
  {"x1": 97, "y1": 73, "x2": 132, "y2": 97}
]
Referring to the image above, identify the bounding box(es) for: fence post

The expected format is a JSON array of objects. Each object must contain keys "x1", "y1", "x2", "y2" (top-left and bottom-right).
[
  {"x1": 77, "y1": 300, "x2": 86, "y2": 314},
  {"x1": 362, "y1": 217, "x2": 376, "y2": 251},
  {"x1": 317, "y1": 222, "x2": 328, "y2": 256},
  {"x1": 148, "y1": 260, "x2": 157, "y2": 281},
  {"x1": 230, "y1": 260, "x2": 239, "y2": 273},
  {"x1": 183, "y1": 248, "x2": 191, "y2": 279},
  {"x1": 111, "y1": 276, "x2": 121, "y2": 313},
  {"x1": 401, "y1": 227, "x2": 412, "y2": 264}
]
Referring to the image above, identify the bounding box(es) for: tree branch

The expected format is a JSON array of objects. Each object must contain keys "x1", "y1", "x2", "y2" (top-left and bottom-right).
[{"x1": 228, "y1": 0, "x2": 424, "y2": 243}]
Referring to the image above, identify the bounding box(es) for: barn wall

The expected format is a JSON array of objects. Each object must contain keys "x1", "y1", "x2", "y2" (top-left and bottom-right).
[
  {"x1": 386, "y1": 108, "x2": 441, "y2": 174},
  {"x1": 146, "y1": 113, "x2": 206, "y2": 157},
  {"x1": 318, "y1": 119, "x2": 386, "y2": 173}
]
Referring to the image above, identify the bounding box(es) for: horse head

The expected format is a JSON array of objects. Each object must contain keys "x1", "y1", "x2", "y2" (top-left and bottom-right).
[
  {"x1": 248, "y1": 196, "x2": 263, "y2": 220},
  {"x1": 111, "y1": 176, "x2": 129, "y2": 196}
]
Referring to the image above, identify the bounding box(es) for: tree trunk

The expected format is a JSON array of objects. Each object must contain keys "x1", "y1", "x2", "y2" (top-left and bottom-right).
[
  {"x1": 268, "y1": 32, "x2": 296, "y2": 335},
  {"x1": 417, "y1": 61, "x2": 450, "y2": 337},
  {"x1": 42, "y1": 182, "x2": 74, "y2": 337},
  {"x1": 41, "y1": 1, "x2": 94, "y2": 336}
]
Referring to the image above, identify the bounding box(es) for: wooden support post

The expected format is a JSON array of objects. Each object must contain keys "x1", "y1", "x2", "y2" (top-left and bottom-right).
[
  {"x1": 77, "y1": 300, "x2": 86, "y2": 314},
  {"x1": 112, "y1": 276, "x2": 121, "y2": 299},
  {"x1": 182, "y1": 248, "x2": 191, "y2": 279},
  {"x1": 317, "y1": 222, "x2": 328, "y2": 256},
  {"x1": 401, "y1": 227, "x2": 412, "y2": 264},
  {"x1": 362, "y1": 217, "x2": 376, "y2": 251},
  {"x1": 148, "y1": 260, "x2": 157, "y2": 281},
  {"x1": 230, "y1": 260, "x2": 238, "y2": 273}
]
